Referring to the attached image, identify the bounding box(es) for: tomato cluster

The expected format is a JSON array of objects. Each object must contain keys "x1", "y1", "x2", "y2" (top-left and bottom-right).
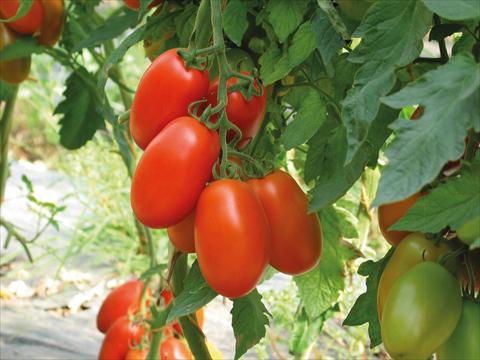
[
  {"x1": 130, "y1": 48, "x2": 322, "y2": 299},
  {"x1": 0, "y1": 0, "x2": 64, "y2": 84},
  {"x1": 96, "y1": 279, "x2": 206, "y2": 360}
]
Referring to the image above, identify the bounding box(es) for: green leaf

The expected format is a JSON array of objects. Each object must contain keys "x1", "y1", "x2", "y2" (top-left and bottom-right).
[
  {"x1": 282, "y1": 89, "x2": 327, "y2": 150},
  {"x1": 54, "y1": 70, "x2": 105, "y2": 150},
  {"x1": 308, "y1": 104, "x2": 398, "y2": 211},
  {"x1": 334, "y1": 205, "x2": 359, "y2": 239},
  {"x1": 342, "y1": 0, "x2": 431, "y2": 161},
  {"x1": 391, "y1": 163, "x2": 480, "y2": 232},
  {"x1": 311, "y1": 8, "x2": 344, "y2": 65},
  {"x1": 0, "y1": 38, "x2": 45, "y2": 61},
  {"x1": 223, "y1": 0, "x2": 249, "y2": 46},
  {"x1": 294, "y1": 207, "x2": 355, "y2": 320},
  {"x1": 317, "y1": 0, "x2": 350, "y2": 40},
  {"x1": 72, "y1": 11, "x2": 138, "y2": 52},
  {"x1": 261, "y1": 21, "x2": 316, "y2": 85},
  {"x1": 343, "y1": 249, "x2": 394, "y2": 348},
  {"x1": 289, "y1": 305, "x2": 338, "y2": 356},
  {"x1": 375, "y1": 53, "x2": 480, "y2": 206},
  {"x1": 231, "y1": 289, "x2": 271, "y2": 360},
  {"x1": 166, "y1": 261, "x2": 217, "y2": 323},
  {"x1": 422, "y1": 0, "x2": 480, "y2": 20},
  {"x1": 174, "y1": 3, "x2": 197, "y2": 47},
  {"x1": 266, "y1": 0, "x2": 308, "y2": 43}
]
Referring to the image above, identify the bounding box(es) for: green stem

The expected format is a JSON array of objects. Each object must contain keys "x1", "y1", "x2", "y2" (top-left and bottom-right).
[
  {"x1": 172, "y1": 254, "x2": 211, "y2": 360},
  {"x1": 0, "y1": 85, "x2": 18, "y2": 205},
  {"x1": 146, "y1": 330, "x2": 163, "y2": 360}
]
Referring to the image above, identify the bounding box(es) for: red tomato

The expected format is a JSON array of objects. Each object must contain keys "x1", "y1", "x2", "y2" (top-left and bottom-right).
[
  {"x1": 195, "y1": 179, "x2": 270, "y2": 298},
  {"x1": 207, "y1": 72, "x2": 267, "y2": 148},
  {"x1": 124, "y1": 0, "x2": 162, "y2": 11},
  {"x1": 378, "y1": 192, "x2": 423, "y2": 246},
  {"x1": 0, "y1": 0, "x2": 44, "y2": 35},
  {"x1": 160, "y1": 290, "x2": 204, "y2": 335},
  {"x1": 410, "y1": 106, "x2": 423, "y2": 120},
  {"x1": 125, "y1": 348, "x2": 148, "y2": 360},
  {"x1": 247, "y1": 170, "x2": 322, "y2": 275},
  {"x1": 98, "y1": 316, "x2": 145, "y2": 360},
  {"x1": 37, "y1": 0, "x2": 64, "y2": 47},
  {"x1": 130, "y1": 48, "x2": 210, "y2": 149},
  {"x1": 96, "y1": 279, "x2": 145, "y2": 334},
  {"x1": 167, "y1": 210, "x2": 196, "y2": 253},
  {"x1": 160, "y1": 338, "x2": 192, "y2": 360},
  {"x1": 131, "y1": 116, "x2": 220, "y2": 228}
]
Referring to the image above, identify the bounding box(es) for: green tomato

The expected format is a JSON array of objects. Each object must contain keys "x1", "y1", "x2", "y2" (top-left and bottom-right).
[
  {"x1": 437, "y1": 299, "x2": 480, "y2": 360},
  {"x1": 337, "y1": 0, "x2": 375, "y2": 22},
  {"x1": 456, "y1": 216, "x2": 480, "y2": 245},
  {"x1": 382, "y1": 262, "x2": 462, "y2": 360}
]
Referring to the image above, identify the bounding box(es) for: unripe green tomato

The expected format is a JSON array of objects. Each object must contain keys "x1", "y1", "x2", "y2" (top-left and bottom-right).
[
  {"x1": 382, "y1": 262, "x2": 462, "y2": 360},
  {"x1": 456, "y1": 216, "x2": 480, "y2": 245},
  {"x1": 337, "y1": 0, "x2": 375, "y2": 22},
  {"x1": 377, "y1": 233, "x2": 451, "y2": 321},
  {"x1": 436, "y1": 299, "x2": 480, "y2": 360}
]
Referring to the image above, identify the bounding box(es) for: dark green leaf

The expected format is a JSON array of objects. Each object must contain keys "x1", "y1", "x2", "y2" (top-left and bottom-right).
[
  {"x1": 309, "y1": 104, "x2": 398, "y2": 211},
  {"x1": 343, "y1": 248, "x2": 394, "y2": 348},
  {"x1": 311, "y1": 8, "x2": 344, "y2": 65},
  {"x1": 261, "y1": 21, "x2": 316, "y2": 85},
  {"x1": 282, "y1": 89, "x2": 327, "y2": 150},
  {"x1": 294, "y1": 207, "x2": 355, "y2": 319},
  {"x1": 232, "y1": 289, "x2": 271, "y2": 360},
  {"x1": 0, "y1": 38, "x2": 45, "y2": 61},
  {"x1": 392, "y1": 162, "x2": 480, "y2": 232},
  {"x1": 342, "y1": 0, "x2": 431, "y2": 161},
  {"x1": 317, "y1": 0, "x2": 350, "y2": 40},
  {"x1": 72, "y1": 11, "x2": 138, "y2": 52},
  {"x1": 55, "y1": 70, "x2": 105, "y2": 150},
  {"x1": 166, "y1": 261, "x2": 217, "y2": 323},
  {"x1": 423, "y1": 0, "x2": 480, "y2": 20},
  {"x1": 375, "y1": 53, "x2": 480, "y2": 206},
  {"x1": 223, "y1": 0, "x2": 249, "y2": 46},
  {"x1": 174, "y1": 3, "x2": 197, "y2": 47},
  {"x1": 266, "y1": 0, "x2": 308, "y2": 43}
]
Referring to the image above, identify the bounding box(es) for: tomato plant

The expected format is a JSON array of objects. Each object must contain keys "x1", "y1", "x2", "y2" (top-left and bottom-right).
[
  {"x1": 337, "y1": 0, "x2": 375, "y2": 22},
  {"x1": 377, "y1": 192, "x2": 424, "y2": 246},
  {"x1": 206, "y1": 72, "x2": 267, "y2": 148},
  {"x1": 130, "y1": 116, "x2": 220, "y2": 228},
  {"x1": 130, "y1": 48, "x2": 210, "y2": 149},
  {"x1": 381, "y1": 262, "x2": 462, "y2": 360},
  {"x1": 96, "y1": 279, "x2": 146, "y2": 334},
  {"x1": 0, "y1": 0, "x2": 43, "y2": 35},
  {"x1": 195, "y1": 179, "x2": 270, "y2": 298},
  {"x1": 167, "y1": 210, "x2": 196, "y2": 253},
  {"x1": 377, "y1": 233, "x2": 451, "y2": 320},
  {"x1": 98, "y1": 316, "x2": 145, "y2": 360},
  {"x1": 436, "y1": 299, "x2": 480, "y2": 360},
  {"x1": 37, "y1": 0, "x2": 64, "y2": 47},
  {"x1": 160, "y1": 337, "x2": 193, "y2": 360},
  {"x1": 0, "y1": 23, "x2": 31, "y2": 84},
  {"x1": 456, "y1": 216, "x2": 480, "y2": 245},
  {"x1": 247, "y1": 170, "x2": 322, "y2": 275}
]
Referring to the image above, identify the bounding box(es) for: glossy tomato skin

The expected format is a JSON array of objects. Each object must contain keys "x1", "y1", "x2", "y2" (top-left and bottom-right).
[
  {"x1": 124, "y1": 0, "x2": 162, "y2": 10},
  {"x1": 160, "y1": 338, "x2": 192, "y2": 360},
  {"x1": 0, "y1": 0, "x2": 43, "y2": 35},
  {"x1": 0, "y1": 23, "x2": 31, "y2": 84},
  {"x1": 377, "y1": 233, "x2": 451, "y2": 320},
  {"x1": 195, "y1": 179, "x2": 270, "y2": 298},
  {"x1": 125, "y1": 348, "x2": 148, "y2": 360},
  {"x1": 98, "y1": 316, "x2": 145, "y2": 360},
  {"x1": 131, "y1": 116, "x2": 220, "y2": 228},
  {"x1": 130, "y1": 48, "x2": 210, "y2": 149},
  {"x1": 207, "y1": 72, "x2": 267, "y2": 148},
  {"x1": 37, "y1": 0, "x2": 64, "y2": 46},
  {"x1": 96, "y1": 279, "x2": 145, "y2": 334},
  {"x1": 167, "y1": 210, "x2": 196, "y2": 253},
  {"x1": 247, "y1": 170, "x2": 322, "y2": 275},
  {"x1": 378, "y1": 192, "x2": 423, "y2": 246},
  {"x1": 381, "y1": 262, "x2": 462, "y2": 360},
  {"x1": 436, "y1": 299, "x2": 480, "y2": 360}
]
